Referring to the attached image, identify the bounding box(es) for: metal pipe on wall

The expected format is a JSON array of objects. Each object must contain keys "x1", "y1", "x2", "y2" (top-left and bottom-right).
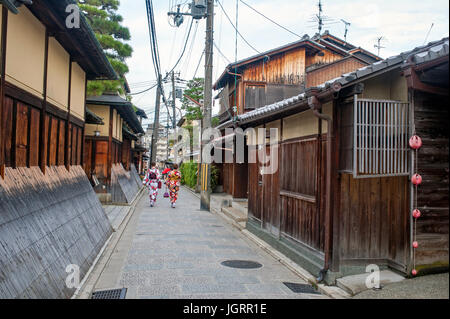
[{"x1": 307, "y1": 92, "x2": 335, "y2": 282}]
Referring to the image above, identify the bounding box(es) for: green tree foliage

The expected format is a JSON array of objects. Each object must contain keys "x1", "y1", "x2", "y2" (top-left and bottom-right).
[
  {"x1": 78, "y1": 0, "x2": 133, "y2": 96},
  {"x1": 180, "y1": 161, "x2": 198, "y2": 189},
  {"x1": 182, "y1": 77, "x2": 204, "y2": 121},
  {"x1": 180, "y1": 161, "x2": 219, "y2": 191}
]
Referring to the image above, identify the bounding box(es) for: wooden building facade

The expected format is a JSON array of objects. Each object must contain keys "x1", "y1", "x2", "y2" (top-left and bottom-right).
[
  {"x1": 0, "y1": 0, "x2": 116, "y2": 299},
  {"x1": 84, "y1": 93, "x2": 145, "y2": 203},
  {"x1": 214, "y1": 32, "x2": 380, "y2": 199},
  {"x1": 233, "y1": 38, "x2": 448, "y2": 282},
  {"x1": 0, "y1": 2, "x2": 115, "y2": 176}
]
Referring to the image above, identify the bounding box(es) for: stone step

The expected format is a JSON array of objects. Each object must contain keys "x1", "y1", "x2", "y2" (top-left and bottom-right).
[
  {"x1": 222, "y1": 206, "x2": 247, "y2": 223},
  {"x1": 232, "y1": 200, "x2": 248, "y2": 216},
  {"x1": 336, "y1": 270, "x2": 405, "y2": 296}
]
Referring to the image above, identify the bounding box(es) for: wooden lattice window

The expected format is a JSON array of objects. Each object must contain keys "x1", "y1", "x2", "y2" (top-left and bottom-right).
[{"x1": 353, "y1": 97, "x2": 410, "y2": 178}]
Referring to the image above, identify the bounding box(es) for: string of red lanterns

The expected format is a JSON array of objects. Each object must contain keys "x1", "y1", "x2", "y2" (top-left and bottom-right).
[{"x1": 409, "y1": 134, "x2": 422, "y2": 277}]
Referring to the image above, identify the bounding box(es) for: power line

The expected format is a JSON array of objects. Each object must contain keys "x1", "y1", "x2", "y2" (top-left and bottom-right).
[
  {"x1": 129, "y1": 82, "x2": 158, "y2": 95},
  {"x1": 181, "y1": 20, "x2": 200, "y2": 77},
  {"x1": 239, "y1": 0, "x2": 302, "y2": 39},
  {"x1": 164, "y1": 17, "x2": 194, "y2": 79},
  {"x1": 216, "y1": 0, "x2": 260, "y2": 54},
  {"x1": 193, "y1": 49, "x2": 205, "y2": 78},
  {"x1": 213, "y1": 41, "x2": 231, "y2": 64}
]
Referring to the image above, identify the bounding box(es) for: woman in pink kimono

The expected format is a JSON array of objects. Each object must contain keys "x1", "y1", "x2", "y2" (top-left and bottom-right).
[
  {"x1": 143, "y1": 162, "x2": 161, "y2": 207},
  {"x1": 167, "y1": 163, "x2": 182, "y2": 208}
]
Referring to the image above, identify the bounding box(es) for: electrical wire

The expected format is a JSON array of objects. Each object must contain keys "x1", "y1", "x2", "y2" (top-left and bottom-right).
[
  {"x1": 181, "y1": 20, "x2": 199, "y2": 77},
  {"x1": 164, "y1": 17, "x2": 194, "y2": 80},
  {"x1": 213, "y1": 41, "x2": 231, "y2": 64},
  {"x1": 193, "y1": 50, "x2": 205, "y2": 78},
  {"x1": 216, "y1": 0, "x2": 260, "y2": 54},
  {"x1": 239, "y1": 0, "x2": 303, "y2": 39}
]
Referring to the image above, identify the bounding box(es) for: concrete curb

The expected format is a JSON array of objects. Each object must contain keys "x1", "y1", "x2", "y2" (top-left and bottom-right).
[{"x1": 74, "y1": 190, "x2": 144, "y2": 299}]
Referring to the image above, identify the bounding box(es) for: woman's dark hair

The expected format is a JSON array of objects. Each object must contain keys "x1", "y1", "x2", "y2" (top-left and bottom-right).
[
  {"x1": 173, "y1": 163, "x2": 179, "y2": 169},
  {"x1": 151, "y1": 162, "x2": 156, "y2": 167}
]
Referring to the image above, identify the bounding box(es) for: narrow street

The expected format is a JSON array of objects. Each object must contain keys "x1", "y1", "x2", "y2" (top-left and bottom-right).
[{"x1": 92, "y1": 187, "x2": 327, "y2": 299}]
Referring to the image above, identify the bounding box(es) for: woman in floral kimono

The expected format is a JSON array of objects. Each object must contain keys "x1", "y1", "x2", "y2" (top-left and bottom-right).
[
  {"x1": 167, "y1": 163, "x2": 181, "y2": 208},
  {"x1": 143, "y1": 162, "x2": 161, "y2": 207}
]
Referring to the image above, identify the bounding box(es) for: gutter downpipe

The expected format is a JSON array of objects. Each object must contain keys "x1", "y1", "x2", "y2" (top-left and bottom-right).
[
  {"x1": 226, "y1": 68, "x2": 243, "y2": 122},
  {"x1": 307, "y1": 84, "x2": 341, "y2": 283}
]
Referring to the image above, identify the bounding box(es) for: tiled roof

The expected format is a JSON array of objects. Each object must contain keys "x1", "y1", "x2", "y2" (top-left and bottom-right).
[
  {"x1": 236, "y1": 37, "x2": 449, "y2": 125},
  {"x1": 87, "y1": 94, "x2": 145, "y2": 134}
]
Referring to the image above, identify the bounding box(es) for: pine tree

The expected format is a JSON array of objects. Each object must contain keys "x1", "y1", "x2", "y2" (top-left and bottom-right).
[
  {"x1": 181, "y1": 77, "x2": 204, "y2": 121},
  {"x1": 78, "y1": 0, "x2": 133, "y2": 96}
]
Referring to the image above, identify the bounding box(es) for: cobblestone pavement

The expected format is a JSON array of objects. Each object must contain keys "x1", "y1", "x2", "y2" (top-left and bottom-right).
[{"x1": 94, "y1": 188, "x2": 328, "y2": 299}]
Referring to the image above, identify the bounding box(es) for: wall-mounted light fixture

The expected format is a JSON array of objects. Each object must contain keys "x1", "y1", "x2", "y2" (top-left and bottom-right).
[{"x1": 94, "y1": 124, "x2": 100, "y2": 137}]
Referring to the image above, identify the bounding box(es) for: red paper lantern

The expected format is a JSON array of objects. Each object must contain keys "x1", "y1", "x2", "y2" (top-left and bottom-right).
[
  {"x1": 412, "y1": 209, "x2": 421, "y2": 219},
  {"x1": 409, "y1": 135, "x2": 422, "y2": 150},
  {"x1": 412, "y1": 269, "x2": 417, "y2": 276},
  {"x1": 413, "y1": 241, "x2": 419, "y2": 248},
  {"x1": 411, "y1": 174, "x2": 422, "y2": 185}
]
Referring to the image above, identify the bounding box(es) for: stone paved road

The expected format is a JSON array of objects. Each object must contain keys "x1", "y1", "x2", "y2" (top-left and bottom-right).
[{"x1": 94, "y1": 187, "x2": 327, "y2": 299}]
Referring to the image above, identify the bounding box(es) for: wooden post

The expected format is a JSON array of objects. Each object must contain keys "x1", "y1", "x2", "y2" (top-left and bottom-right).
[
  {"x1": 81, "y1": 72, "x2": 87, "y2": 168},
  {"x1": 65, "y1": 58, "x2": 72, "y2": 171},
  {"x1": 0, "y1": 7, "x2": 8, "y2": 178},
  {"x1": 39, "y1": 30, "x2": 50, "y2": 174},
  {"x1": 107, "y1": 107, "x2": 113, "y2": 185},
  {"x1": 330, "y1": 98, "x2": 341, "y2": 272}
]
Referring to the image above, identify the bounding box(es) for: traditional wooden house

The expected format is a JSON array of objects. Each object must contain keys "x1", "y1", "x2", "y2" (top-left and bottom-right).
[
  {"x1": 214, "y1": 32, "x2": 380, "y2": 199},
  {"x1": 229, "y1": 37, "x2": 448, "y2": 283},
  {"x1": 84, "y1": 93, "x2": 145, "y2": 204},
  {"x1": 0, "y1": 0, "x2": 116, "y2": 298}
]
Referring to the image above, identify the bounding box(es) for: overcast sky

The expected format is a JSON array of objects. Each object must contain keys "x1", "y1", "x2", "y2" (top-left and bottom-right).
[{"x1": 117, "y1": 0, "x2": 449, "y2": 127}]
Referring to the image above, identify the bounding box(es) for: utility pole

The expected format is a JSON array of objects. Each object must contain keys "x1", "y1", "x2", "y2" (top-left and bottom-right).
[
  {"x1": 171, "y1": 70, "x2": 177, "y2": 129},
  {"x1": 151, "y1": 74, "x2": 162, "y2": 163},
  {"x1": 200, "y1": 0, "x2": 213, "y2": 210}
]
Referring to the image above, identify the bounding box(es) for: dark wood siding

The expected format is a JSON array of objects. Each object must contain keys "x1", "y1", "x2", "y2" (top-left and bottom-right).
[
  {"x1": 280, "y1": 137, "x2": 325, "y2": 251},
  {"x1": 413, "y1": 90, "x2": 449, "y2": 267},
  {"x1": 29, "y1": 107, "x2": 40, "y2": 167},
  {"x1": 15, "y1": 102, "x2": 28, "y2": 167},
  {"x1": 338, "y1": 174, "x2": 409, "y2": 270},
  {"x1": 306, "y1": 57, "x2": 366, "y2": 88}
]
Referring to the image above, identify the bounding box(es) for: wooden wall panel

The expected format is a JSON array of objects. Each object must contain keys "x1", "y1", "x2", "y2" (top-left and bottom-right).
[
  {"x1": 95, "y1": 140, "x2": 108, "y2": 180},
  {"x1": 338, "y1": 174, "x2": 409, "y2": 268},
  {"x1": 15, "y1": 102, "x2": 28, "y2": 167},
  {"x1": 3, "y1": 96, "x2": 13, "y2": 167},
  {"x1": 71, "y1": 125, "x2": 77, "y2": 165},
  {"x1": 76, "y1": 127, "x2": 82, "y2": 165},
  {"x1": 83, "y1": 138, "x2": 93, "y2": 180},
  {"x1": 29, "y1": 107, "x2": 40, "y2": 167},
  {"x1": 306, "y1": 57, "x2": 366, "y2": 88},
  {"x1": 413, "y1": 90, "x2": 449, "y2": 267},
  {"x1": 279, "y1": 137, "x2": 324, "y2": 251},
  {"x1": 248, "y1": 147, "x2": 261, "y2": 221},
  {"x1": 48, "y1": 116, "x2": 58, "y2": 166},
  {"x1": 58, "y1": 120, "x2": 65, "y2": 166}
]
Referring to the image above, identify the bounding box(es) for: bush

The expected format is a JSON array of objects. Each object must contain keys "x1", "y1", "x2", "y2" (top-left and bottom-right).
[
  {"x1": 180, "y1": 161, "x2": 198, "y2": 189},
  {"x1": 180, "y1": 161, "x2": 219, "y2": 191}
]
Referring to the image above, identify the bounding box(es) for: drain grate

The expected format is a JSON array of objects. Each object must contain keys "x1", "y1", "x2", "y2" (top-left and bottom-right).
[
  {"x1": 91, "y1": 288, "x2": 127, "y2": 299},
  {"x1": 283, "y1": 282, "x2": 320, "y2": 294},
  {"x1": 221, "y1": 260, "x2": 263, "y2": 269}
]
